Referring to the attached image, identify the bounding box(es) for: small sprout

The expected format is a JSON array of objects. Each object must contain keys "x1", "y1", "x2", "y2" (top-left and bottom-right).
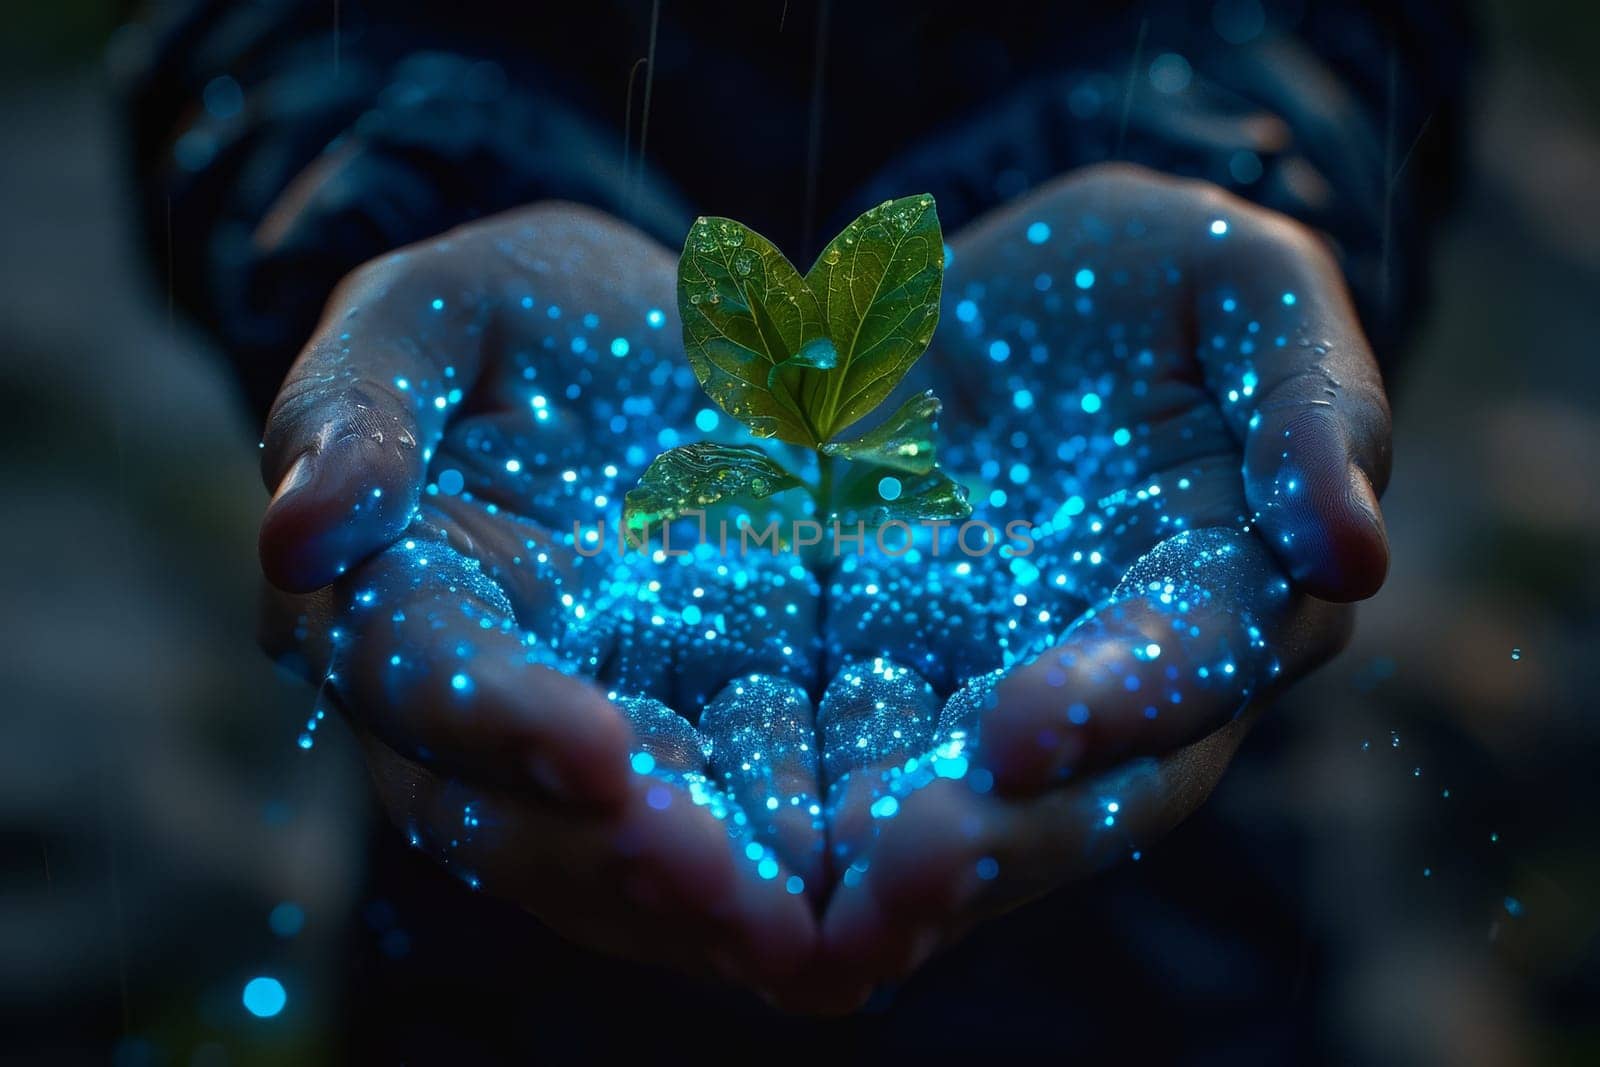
[{"x1": 624, "y1": 195, "x2": 970, "y2": 533}]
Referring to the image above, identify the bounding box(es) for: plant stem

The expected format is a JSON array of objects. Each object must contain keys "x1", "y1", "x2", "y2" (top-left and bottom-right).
[{"x1": 816, "y1": 451, "x2": 837, "y2": 522}]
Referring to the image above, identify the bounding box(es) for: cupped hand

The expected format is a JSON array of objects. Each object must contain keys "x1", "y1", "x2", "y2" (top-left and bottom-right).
[
  {"x1": 805, "y1": 163, "x2": 1390, "y2": 997},
  {"x1": 256, "y1": 203, "x2": 822, "y2": 990}
]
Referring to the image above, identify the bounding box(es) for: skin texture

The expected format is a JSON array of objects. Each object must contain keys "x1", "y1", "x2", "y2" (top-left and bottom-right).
[{"x1": 257, "y1": 165, "x2": 1390, "y2": 1012}]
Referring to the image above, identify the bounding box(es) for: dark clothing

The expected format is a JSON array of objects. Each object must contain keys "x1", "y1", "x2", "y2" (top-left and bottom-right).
[
  {"x1": 120, "y1": 1, "x2": 1470, "y2": 1059},
  {"x1": 123, "y1": 1, "x2": 1467, "y2": 418}
]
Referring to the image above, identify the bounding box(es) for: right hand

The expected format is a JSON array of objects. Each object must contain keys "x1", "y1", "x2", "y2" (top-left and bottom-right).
[{"x1": 256, "y1": 203, "x2": 822, "y2": 991}]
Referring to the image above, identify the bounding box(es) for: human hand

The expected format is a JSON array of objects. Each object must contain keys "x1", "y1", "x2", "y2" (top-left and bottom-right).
[
  {"x1": 255, "y1": 203, "x2": 822, "y2": 989},
  {"x1": 804, "y1": 163, "x2": 1389, "y2": 996}
]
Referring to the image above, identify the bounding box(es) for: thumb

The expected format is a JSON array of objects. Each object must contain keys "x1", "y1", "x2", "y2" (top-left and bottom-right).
[{"x1": 260, "y1": 250, "x2": 485, "y2": 591}]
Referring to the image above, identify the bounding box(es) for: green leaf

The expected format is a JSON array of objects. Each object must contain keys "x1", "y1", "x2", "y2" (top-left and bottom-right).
[
  {"x1": 803, "y1": 194, "x2": 944, "y2": 441},
  {"x1": 832, "y1": 463, "x2": 971, "y2": 526},
  {"x1": 622, "y1": 444, "x2": 802, "y2": 531},
  {"x1": 678, "y1": 216, "x2": 827, "y2": 446},
  {"x1": 820, "y1": 389, "x2": 943, "y2": 474}
]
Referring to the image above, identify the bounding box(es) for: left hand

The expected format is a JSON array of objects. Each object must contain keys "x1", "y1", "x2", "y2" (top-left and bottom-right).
[{"x1": 801, "y1": 163, "x2": 1390, "y2": 1004}]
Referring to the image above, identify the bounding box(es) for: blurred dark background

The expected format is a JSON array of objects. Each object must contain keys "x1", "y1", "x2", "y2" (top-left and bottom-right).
[{"x1": 2, "y1": 2, "x2": 1596, "y2": 1064}]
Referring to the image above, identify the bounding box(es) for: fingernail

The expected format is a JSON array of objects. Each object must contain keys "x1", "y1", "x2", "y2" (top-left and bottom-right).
[
  {"x1": 1346, "y1": 462, "x2": 1384, "y2": 529},
  {"x1": 270, "y1": 452, "x2": 315, "y2": 505}
]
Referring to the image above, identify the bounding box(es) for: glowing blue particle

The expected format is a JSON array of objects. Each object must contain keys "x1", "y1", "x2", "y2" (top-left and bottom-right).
[
  {"x1": 394, "y1": 376, "x2": 410, "y2": 391},
  {"x1": 1230, "y1": 150, "x2": 1264, "y2": 184},
  {"x1": 1281, "y1": 291, "x2": 1297, "y2": 306},
  {"x1": 630, "y1": 752, "x2": 656, "y2": 775},
  {"x1": 681, "y1": 604, "x2": 703, "y2": 625},
  {"x1": 1511, "y1": 647, "x2": 1522, "y2": 661},
  {"x1": 1149, "y1": 52, "x2": 1193, "y2": 93},
  {"x1": 1026, "y1": 221, "x2": 1052, "y2": 244},
  {"x1": 785, "y1": 875, "x2": 806, "y2": 895},
  {"x1": 521, "y1": 295, "x2": 534, "y2": 309},
  {"x1": 988, "y1": 339, "x2": 1011, "y2": 362},
  {"x1": 1013, "y1": 388, "x2": 1034, "y2": 411},
  {"x1": 877, "y1": 476, "x2": 903, "y2": 501},
  {"x1": 976, "y1": 857, "x2": 1000, "y2": 880},
  {"x1": 1067, "y1": 702, "x2": 1090, "y2": 725},
  {"x1": 1112, "y1": 427, "x2": 1132, "y2": 446},
  {"x1": 955, "y1": 299, "x2": 979, "y2": 323},
  {"x1": 646, "y1": 786, "x2": 672, "y2": 810},
  {"x1": 243, "y1": 977, "x2": 286, "y2": 1018},
  {"x1": 757, "y1": 857, "x2": 780, "y2": 880},
  {"x1": 269, "y1": 902, "x2": 305, "y2": 938},
  {"x1": 1009, "y1": 463, "x2": 1029, "y2": 484},
  {"x1": 1080, "y1": 393, "x2": 1103, "y2": 414},
  {"x1": 1504, "y1": 896, "x2": 1523, "y2": 917},
  {"x1": 430, "y1": 298, "x2": 445, "y2": 311},
  {"x1": 645, "y1": 308, "x2": 665, "y2": 328},
  {"x1": 1144, "y1": 643, "x2": 1162, "y2": 659},
  {"x1": 694, "y1": 408, "x2": 720, "y2": 432},
  {"x1": 437, "y1": 468, "x2": 465, "y2": 495},
  {"x1": 504, "y1": 458, "x2": 522, "y2": 474},
  {"x1": 1062, "y1": 495, "x2": 1086, "y2": 517},
  {"x1": 870, "y1": 796, "x2": 900, "y2": 819},
  {"x1": 1074, "y1": 267, "x2": 1096, "y2": 290},
  {"x1": 1209, "y1": 218, "x2": 1229, "y2": 236},
  {"x1": 657, "y1": 427, "x2": 680, "y2": 448},
  {"x1": 610, "y1": 337, "x2": 630, "y2": 357},
  {"x1": 570, "y1": 337, "x2": 588, "y2": 354},
  {"x1": 202, "y1": 75, "x2": 244, "y2": 119}
]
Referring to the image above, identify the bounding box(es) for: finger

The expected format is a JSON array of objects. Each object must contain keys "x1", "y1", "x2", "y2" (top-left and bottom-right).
[
  {"x1": 816, "y1": 658, "x2": 942, "y2": 884},
  {"x1": 260, "y1": 236, "x2": 490, "y2": 592},
  {"x1": 1192, "y1": 193, "x2": 1393, "y2": 600},
  {"x1": 700, "y1": 674, "x2": 827, "y2": 890},
  {"x1": 360, "y1": 733, "x2": 817, "y2": 989},
  {"x1": 820, "y1": 716, "x2": 1252, "y2": 988},
  {"x1": 952, "y1": 527, "x2": 1349, "y2": 794},
  {"x1": 330, "y1": 531, "x2": 633, "y2": 810}
]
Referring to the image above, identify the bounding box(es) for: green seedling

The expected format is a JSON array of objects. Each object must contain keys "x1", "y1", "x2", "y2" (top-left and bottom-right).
[{"x1": 623, "y1": 194, "x2": 971, "y2": 535}]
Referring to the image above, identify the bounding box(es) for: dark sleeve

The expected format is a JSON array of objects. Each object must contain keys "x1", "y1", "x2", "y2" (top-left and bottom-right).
[
  {"x1": 846, "y1": 0, "x2": 1474, "y2": 374},
  {"x1": 114, "y1": 0, "x2": 691, "y2": 421}
]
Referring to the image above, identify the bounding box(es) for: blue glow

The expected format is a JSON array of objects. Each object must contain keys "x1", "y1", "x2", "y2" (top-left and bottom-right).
[
  {"x1": 610, "y1": 337, "x2": 630, "y2": 357},
  {"x1": 1013, "y1": 388, "x2": 1034, "y2": 411},
  {"x1": 1026, "y1": 221, "x2": 1051, "y2": 244},
  {"x1": 1074, "y1": 267, "x2": 1096, "y2": 290},
  {"x1": 1113, "y1": 427, "x2": 1132, "y2": 446},
  {"x1": 645, "y1": 307, "x2": 666, "y2": 328},
  {"x1": 430, "y1": 298, "x2": 445, "y2": 311},
  {"x1": 436, "y1": 468, "x2": 465, "y2": 495},
  {"x1": 203, "y1": 75, "x2": 244, "y2": 119},
  {"x1": 630, "y1": 752, "x2": 656, "y2": 775},
  {"x1": 878, "y1": 476, "x2": 902, "y2": 501},
  {"x1": 870, "y1": 796, "x2": 900, "y2": 819},
  {"x1": 988, "y1": 339, "x2": 1011, "y2": 362},
  {"x1": 451, "y1": 672, "x2": 472, "y2": 693},
  {"x1": 1080, "y1": 392, "x2": 1103, "y2": 414},
  {"x1": 976, "y1": 857, "x2": 999, "y2": 880},
  {"x1": 1282, "y1": 291, "x2": 1297, "y2": 306},
  {"x1": 1210, "y1": 218, "x2": 1229, "y2": 236},
  {"x1": 956, "y1": 299, "x2": 979, "y2": 323},
  {"x1": 694, "y1": 408, "x2": 720, "y2": 432},
  {"x1": 243, "y1": 977, "x2": 286, "y2": 1018},
  {"x1": 268, "y1": 902, "x2": 304, "y2": 938}
]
